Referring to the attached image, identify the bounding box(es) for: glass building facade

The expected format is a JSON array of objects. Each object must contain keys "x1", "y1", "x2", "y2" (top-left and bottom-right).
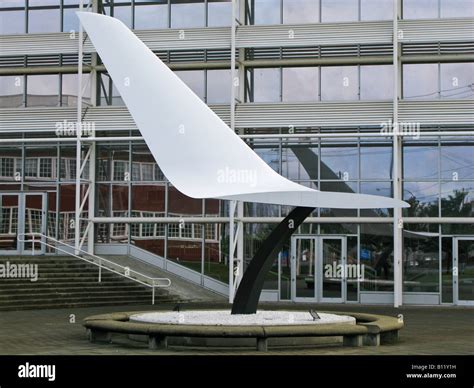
[{"x1": 0, "y1": 0, "x2": 473, "y2": 306}]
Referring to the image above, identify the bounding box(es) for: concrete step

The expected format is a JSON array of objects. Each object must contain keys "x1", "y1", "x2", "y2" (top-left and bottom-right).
[{"x1": 0, "y1": 298, "x2": 180, "y2": 311}]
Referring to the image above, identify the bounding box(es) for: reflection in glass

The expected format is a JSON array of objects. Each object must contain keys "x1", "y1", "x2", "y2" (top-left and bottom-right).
[
  {"x1": 168, "y1": 186, "x2": 203, "y2": 216},
  {"x1": 320, "y1": 142, "x2": 358, "y2": 180},
  {"x1": 321, "y1": 66, "x2": 358, "y2": 101},
  {"x1": 403, "y1": 144, "x2": 439, "y2": 180},
  {"x1": 0, "y1": 76, "x2": 24, "y2": 108},
  {"x1": 204, "y1": 223, "x2": 228, "y2": 283},
  {"x1": 96, "y1": 145, "x2": 129, "y2": 182},
  {"x1": 360, "y1": 181, "x2": 392, "y2": 217},
  {"x1": 294, "y1": 238, "x2": 316, "y2": 298},
  {"x1": 441, "y1": 144, "x2": 474, "y2": 180},
  {"x1": 0, "y1": 147, "x2": 22, "y2": 182},
  {"x1": 26, "y1": 75, "x2": 59, "y2": 107},
  {"x1": 441, "y1": 237, "x2": 453, "y2": 303},
  {"x1": 281, "y1": 143, "x2": 318, "y2": 181},
  {"x1": 254, "y1": 144, "x2": 280, "y2": 173},
  {"x1": 282, "y1": 67, "x2": 318, "y2": 102},
  {"x1": 441, "y1": 182, "x2": 473, "y2": 217},
  {"x1": 130, "y1": 184, "x2": 166, "y2": 257},
  {"x1": 360, "y1": 224, "x2": 394, "y2": 292},
  {"x1": 360, "y1": 144, "x2": 393, "y2": 179},
  {"x1": 404, "y1": 232, "x2": 439, "y2": 293},
  {"x1": 457, "y1": 239, "x2": 474, "y2": 301},
  {"x1": 403, "y1": 181, "x2": 440, "y2": 217},
  {"x1": 61, "y1": 73, "x2": 91, "y2": 106}
]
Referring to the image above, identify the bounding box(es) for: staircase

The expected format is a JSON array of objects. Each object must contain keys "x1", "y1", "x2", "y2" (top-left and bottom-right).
[{"x1": 0, "y1": 256, "x2": 177, "y2": 311}]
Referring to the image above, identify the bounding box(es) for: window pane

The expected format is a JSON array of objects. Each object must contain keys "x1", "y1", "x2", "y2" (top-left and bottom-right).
[
  {"x1": 404, "y1": 233, "x2": 439, "y2": 293},
  {"x1": 282, "y1": 67, "x2": 318, "y2": 102},
  {"x1": 360, "y1": 65, "x2": 393, "y2": 100},
  {"x1": 283, "y1": 0, "x2": 319, "y2": 24},
  {"x1": 208, "y1": 0, "x2": 232, "y2": 27},
  {"x1": 252, "y1": 68, "x2": 281, "y2": 102},
  {"x1": 113, "y1": 5, "x2": 132, "y2": 27},
  {"x1": 361, "y1": 0, "x2": 393, "y2": 20},
  {"x1": 441, "y1": 144, "x2": 474, "y2": 180},
  {"x1": 26, "y1": 75, "x2": 59, "y2": 107},
  {"x1": 403, "y1": 182, "x2": 439, "y2": 217},
  {"x1": 63, "y1": 7, "x2": 79, "y2": 32},
  {"x1": 403, "y1": 145, "x2": 439, "y2": 180},
  {"x1": 207, "y1": 69, "x2": 231, "y2": 103},
  {"x1": 171, "y1": 0, "x2": 205, "y2": 28},
  {"x1": 360, "y1": 144, "x2": 393, "y2": 179},
  {"x1": 441, "y1": 182, "x2": 474, "y2": 217},
  {"x1": 403, "y1": 0, "x2": 439, "y2": 19},
  {"x1": 61, "y1": 73, "x2": 91, "y2": 106},
  {"x1": 321, "y1": 143, "x2": 359, "y2": 180},
  {"x1": 0, "y1": 0, "x2": 25, "y2": 7},
  {"x1": 134, "y1": 3, "x2": 168, "y2": 29},
  {"x1": 440, "y1": 62, "x2": 474, "y2": 99},
  {"x1": 321, "y1": 0, "x2": 358, "y2": 22},
  {"x1": 441, "y1": 0, "x2": 474, "y2": 18},
  {"x1": 360, "y1": 224, "x2": 394, "y2": 292},
  {"x1": 403, "y1": 64, "x2": 439, "y2": 99},
  {"x1": 321, "y1": 66, "x2": 358, "y2": 101},
  {"x1": 175, "y1": 70, "x2": 205, "y2": 100},
  {"x1": 28, "y1": 8, "x2": 60, "y2": 33},
  {"x1": 29, "y1": 0, "x2": 58, "y2": 5},
  {"x1": 0, "y1": 10, "x2": 25, "y2": 34},
  {"x1": 0, "y1": 76, "x2": 23, "y2": 108},
  {"x1": 253, "y1": 0, "x2": 280, "y2": 25}
]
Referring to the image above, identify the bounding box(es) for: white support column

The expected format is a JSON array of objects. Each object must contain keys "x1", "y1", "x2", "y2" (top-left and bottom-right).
[
  {"x1": 75, "y1": 0, "x2": 84, "y2": 255},
  {"x1": 228, "y1": 200, "x2": 237, "y2": 302},
  {"x1": 393, "y1": 0, "x2": 403, "y2": 308},
  {"x1": 228, "y1": 0, "x2": 245, "y2": 301}
]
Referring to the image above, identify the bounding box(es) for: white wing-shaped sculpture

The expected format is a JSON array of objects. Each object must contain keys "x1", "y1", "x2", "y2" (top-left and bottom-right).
[{"x1": 78, "y1": 12, "x2": 408, "y2": 210}]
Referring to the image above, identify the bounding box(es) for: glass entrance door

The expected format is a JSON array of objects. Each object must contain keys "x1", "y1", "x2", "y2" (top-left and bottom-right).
[
  {"x1": 454, "y1": 238, "x2": 474, "y2": 305},
  {"x1": 0, "y1": 194, "x2": 19, "y2": 253},
  {"x1": 320, "y1": 237, "x2": 346, "y2": 303},
  {"x1": 22, "y1": 193, "x2": 47, "y2": 255},
  {"x1": 291, "y1": 236, "x2": 317, "y2": 301}
]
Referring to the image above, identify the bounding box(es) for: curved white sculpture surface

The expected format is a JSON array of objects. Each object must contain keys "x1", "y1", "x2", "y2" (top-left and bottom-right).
[{"x1": 78, "y1": 12, "x2": 408, "y2": 210}]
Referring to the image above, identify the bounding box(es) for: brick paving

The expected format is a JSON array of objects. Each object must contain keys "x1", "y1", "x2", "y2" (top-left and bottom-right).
[{"x1": 0, "y1": 302, "x2": 472, "y2": 355}]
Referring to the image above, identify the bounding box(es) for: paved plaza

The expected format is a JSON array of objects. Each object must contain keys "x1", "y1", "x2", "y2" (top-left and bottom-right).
[{"x1": 0, "y1": 302, "x2": 472, "y2": 355}]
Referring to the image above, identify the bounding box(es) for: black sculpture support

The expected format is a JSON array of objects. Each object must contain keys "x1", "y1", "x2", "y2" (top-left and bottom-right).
[{"x1": 231, "y1": 206, "x2": 315, "y2": 315}]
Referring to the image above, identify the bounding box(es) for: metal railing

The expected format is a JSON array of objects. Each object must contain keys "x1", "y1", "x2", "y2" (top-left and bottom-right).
[{"x1": 17, "y1": 233, "x2": 171, "y2": 305}]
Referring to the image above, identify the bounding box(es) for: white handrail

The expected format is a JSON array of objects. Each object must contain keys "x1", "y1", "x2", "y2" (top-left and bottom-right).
[{"x1": 18, "y1": 233, "x2": 171, "y2": 305}]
